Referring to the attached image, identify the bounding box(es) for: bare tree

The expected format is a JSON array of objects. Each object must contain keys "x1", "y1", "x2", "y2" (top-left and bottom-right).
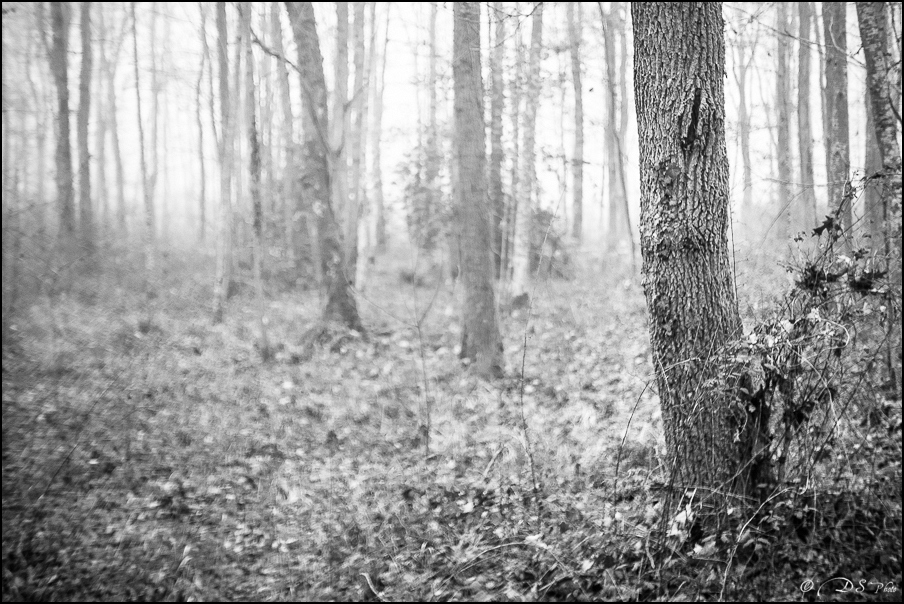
[
  {"x1": 823, "y1": 2, "x2": 851, "y2": 231},
  {"x1": 285, "y1": 1, "x2": 362, "y2": 330},
  {"x1": 50, "y1": 1, "x2": 75, "y2": 237},
  {"x1": 511, "y1": 2, "x2": 543, "y2": 303},
  {"x1": 77, "y1": 1, "x2": 93, "y2": 252},
  {"x1": 489, "y1": 1, "x2": 506, "y2": 272},
  {"x1": 453, "y1": 1, "x2": 503, "y2": 379},
  {"x1": 633, "y1": 3, "x2": 766, "y2": 496},
  {"x1": 797, "y1": 2, "x2": 817, "y2": 229},
  {"x1": 212, "y1": 0, "x2": 233, "y2": 324},
  {"x1": 775, "y1": 3, "x2": 792, "y2": 240},
  {"x1": 132, "y1": 2, "x2": 155, "y2": 329},
  {"x1": 567, "y1": 2, "x2": 583, "y2": 242}
]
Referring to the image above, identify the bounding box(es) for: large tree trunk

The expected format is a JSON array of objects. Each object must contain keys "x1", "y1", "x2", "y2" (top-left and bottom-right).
[
  {"x1": 511, "y1": 2, "x2": 542, "y2": 302},
  {"x1": 823, "y1": 2, "x2": 852, "y2": 232},
  {"x1": 633, "y1": 3, "x2": 764, "y2": 497},
  {"x1": 285, "y1": 1, "x2": 362, "y2": 330},
  {"x1": 797, "y1": 2, "x2": 817, "y2": 229},
  {"x1": 453, "y1": 1, "x2": 503, "y2": 379},
  {"x1": 567, "y1": 2, "x2": 583, "y2": 243},
  {"x1": 857, "y1": 0, "x2": 903, "y2": 398},
  {"x1": 212, "y1": 0, "x2": 233, "y2": 324},
  {"x1": 78, "y1": 1, "x2": 93, "y2": 253},
  {"x1": 489, "y1": 1, "x2": 506, "y2": 274},
  {"x1": 775, "y1": 2, "x2": 792, "y2": 241},
  {"x1": 50, "y1": 1, "x2": 75, "y2": 238}
]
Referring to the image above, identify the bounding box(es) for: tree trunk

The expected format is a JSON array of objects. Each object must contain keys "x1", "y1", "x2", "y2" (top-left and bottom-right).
[
  {"x1": 775, "y1": 3, "x2": 792, "y2": 241},
  {"x1": 50, "y1": 1, "x2": 75, "y2": 238},
  {"x1": 797, "y1": 2, "x2": 817, "y2": 229},
  {"x1": 823, "y1": 2, "x2": 851, "y2": 232},
  {"x1": 489, "y1": 1, "x2": 506, "y2": 274},
  {"x1": 511, "y1": 2, "x2": 542, "y2": 302},
  {"x1": 857, "y1": 0, "x2": 903, "y2": 397},
  {"x1": 196, "y1": 5, "x2": 207, "y2": 243},
  {"x1": 285, "y1": 1, "x2": 362, "y2": 330},
  {"x1": 332, "y1": 2, "x2": 350, "y2": 271},
  {"x1": 132, "y1": 2, "x2": 155, "y2": 329},
  {"x1": 348, "y1": 1, "x2": 366, "y2": 286},
  {"x1": 454, "y1": 1, "x2": 503, "y2": 379},
  {"x1": 242, "y1": 2, "x2": 271, "y2": 360},
  {"x1": 371, "y1": 4, "x2": 389, "y2": 252},
  {"x1": 603, "y1": 7, "x2": 625, "y2": 254},
  {"x1": 93, "y1": 4, "x2": 107, "y2": 230},
  {"x1": 212, "y1": 0, "x2": 233, "y2": 324},
  {"x1": 633, "y1": 3, "x2": 764, "y2": 497},
  {"x1": 78, "y1": 1, "x2": 93, "y2": 253},
  {"x1": 567, "y1": 2, "x2": 583, "y2": 242}
]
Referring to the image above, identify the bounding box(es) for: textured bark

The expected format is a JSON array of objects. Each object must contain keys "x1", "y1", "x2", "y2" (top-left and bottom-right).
[
  {"x1": 567, "y1": 2, "x2": 583, "y2": 242},
  {"x1": 511, "y1": 2, "x2": 542, "y2": 301},
  {"x1": 489, "y1": 1, "x2": 506, "y2": 273},
  {"x1": 78, "y1": 2, "x2": 93, "y2": 252},
  {"x1": 823, "y1": 2, "x2": 852, "y2": 232},
  {"x1": 285, "y1": 1, "x2": 362, "y2": 330},
  {"x1": 857, "y1": 0, "x2": 903, "y2": 396},
  {"x1": 797, "y1": 2, "x2": 817, "y2": 229},
  {"x1": 50, "y1": 1, "x2": 74, "y2": 237},
  {"x1": 212, "y1": 1, "x2": 232, "y2": 324},
  {"x1": 775, "y1": 3, "x2": 792, "y2": 240},
  {"x1": 453, "y1": 1, "x2": 503, "y2": 379},
  {"x1": 633, "y1": 3, "x2": 762, "y2": 495}
]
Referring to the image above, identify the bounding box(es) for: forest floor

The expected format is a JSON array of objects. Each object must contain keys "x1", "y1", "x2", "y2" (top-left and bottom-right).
[{"x1": 2, "y1": 244, "x2": 901, "y2": 602}]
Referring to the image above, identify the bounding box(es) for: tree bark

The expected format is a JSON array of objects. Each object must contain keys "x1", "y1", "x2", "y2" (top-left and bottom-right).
[
  {"x1": 775, "y1": 3, "x2": 792, "y2": 240},
  {"x1": 797, "y1": 2, "x2": 817, "y2": 229},
  {"x1": 78, "y1": 1, "x2": 93, "y2": 253},
  {"x1": 823, "y1": 2, "x2": 852, "y2": 232},
  {"x1": 489, "y1": 1, "x2": 506, "y2": 273},
  {"x1": 212, "y1": 0, "x2": 233, "y2": 324},
  {"x1": 348, "y1": 1, "x2": 366, "y2": 286},
  {"x1": 196, "y1": 5, "x2": 207, "y2": 243},
  {"x1": 633, "y1": 3, "x2": 763, "y2": 496},
  {"x1": 511, "y1": 2, "x2": 542, "y2": 302},
  {"x1": 454, "y1": 1, "x2": 503, "y2": 379},
  {"x1": 332, "y1": 2, "x2": 350, "y2": 271},
  {"x1": 285, "y1": 1, "x2": 362, "y2": 330},
  {"x1": 132, "y1": 2, "x2": 155, "y2": 329},
  {"x1": 50, "y1": 1, "x2": 75, "y2": 238},
  {"x1": 242, "y1": 2, "x2": 270, "y2": 360},
  {"x1": 567, "y1": 2, "x2": 583, "y2": 242},
  {"x1": 371, "y1": 4, "x2": 389, "y2": 251}
]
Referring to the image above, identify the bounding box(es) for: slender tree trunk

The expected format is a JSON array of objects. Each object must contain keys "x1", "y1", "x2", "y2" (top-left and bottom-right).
[
  {"x1": 454, "y1": 1, "x2": 503, "y2": 379},
  {"x1": 371, "y1": 4, "x2": 389, "y2": 251},
  {"x1": 775, "y1": 3, "x2": 792, "y2": 241},
  {"x1": 356, "y1": 1, "x2": 378, "y2": 288},
  {"x1": 347, "y1": 1, "x2": 366, "y2": 285},
  {"x1": 633, "y1": 3, "x2": 765, "y2": 497},
  {"x1": 511, "y1": 2, "x2": 542, "y2": 302},
  {"x1": 489, "y1": 1, "x2": 506, "y2": 274},
  {"x1": 603, "y1": 8, "x2": 624, "y2": 253},
  {"x1": 332, "y1": 2, "x2": 350, "y2": 267},
  {"x1": 132, "y1": 2, "x2": 155, "y2": 329},
  {"x1": 196, "y1": 6, "x2": 207, "y2": 243},
  {"x1": 503, "y1": 10, "x2": 523, "y2": 284},
  {"x1": 285, "y1": 1, "x2": 362, "y2": 330},
  {"x1": 567, "y1": 2, "x2": 583, "y2": 242},
  {"x1": 823, "y1": 2, "x2": 852, "y2": 233},
  {"x1": 94, "y1": 4, "x2": 108, "y2": 231},
  {"x1": 797, "y1": 2, "x2": 817, "y2": 229},
  {"x1": 734, "y1": 38, "x2": 754, "y2": 217},
  {"x1": 271, "y1": 2, "x2": 299, "y2": 269},
  {"x1": 50, "y1": 1, "x2": 75, "y2": 238},
  {"x1": 213, "y1": 1, "x2": 233, "y2": 323},
  {"x1": 241, "y1": 2, "x2": 270, "y2": 360},
  {"x1": 78, "y1": 1, "x2": 93, "y2": 253}
]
